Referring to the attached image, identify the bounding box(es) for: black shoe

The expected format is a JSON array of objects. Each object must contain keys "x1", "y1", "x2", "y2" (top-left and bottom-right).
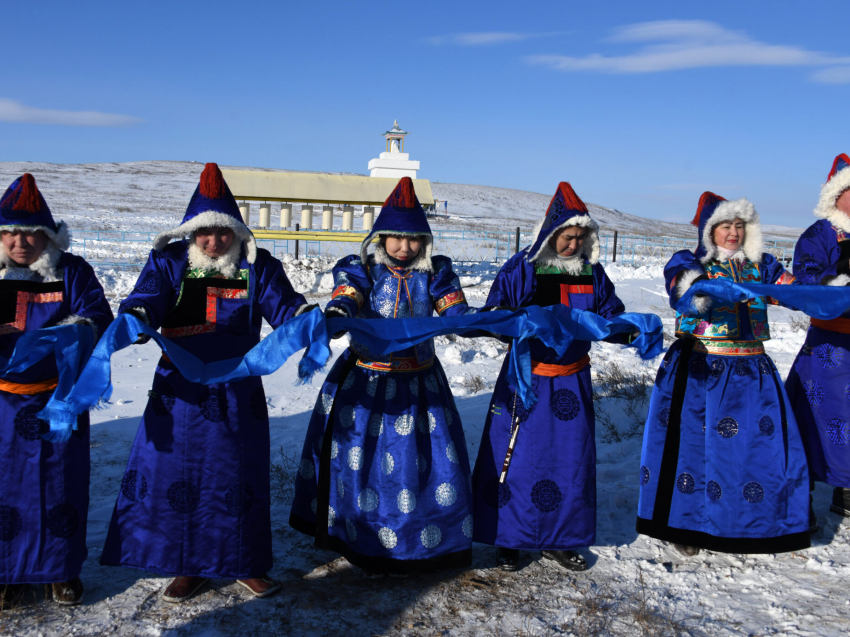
[
  {"x1": 496, "y1": 548, "x2": 520, "y2": 572},
  {"x1": 51, "y1": 578, "x2": 84, "y2": 606},
  {"x1": 672, "y1": 543, "x2": 700, "y2": 556},
  {"x1": 830, "y1": 487, "x2": 850, "y2": 517},
  {"x1": 541, "y1": 550, "x2": 588, "y2": 571}
]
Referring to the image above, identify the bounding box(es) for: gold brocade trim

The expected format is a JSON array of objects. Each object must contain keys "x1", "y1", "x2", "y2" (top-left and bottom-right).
[
  {"x1": 356, "y1": 356, "x2": 434, "y2": 373},
  {"x1": 435, "y1": 290, "x2": 465, "y2": 314},
  {"x1": 332, "y1": 285, "x2": 364, "y2": 308},
  {"x1": 692, "y1": 339, "x2": 765, "y2": 356}
]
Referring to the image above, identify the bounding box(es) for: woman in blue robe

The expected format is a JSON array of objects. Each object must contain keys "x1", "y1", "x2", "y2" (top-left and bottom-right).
[
  {"x1": 0, "y1": 174, "x2": 113, "y2": 605},
  {"x1": 786, "y1": 153, "x2": 850, "y2": 518},
  {"x1": 471, "y1": 182, "x2": 628, "y2": 572},
  {"x1": 290, "y1": 177, "x2": 477, "y2": 576},
  {"x1": 637, "y1": 191, "x2": 810, "y2": 555},
  {"x1": 100, "y1": 164, "x2": 309, "y2": 602}
]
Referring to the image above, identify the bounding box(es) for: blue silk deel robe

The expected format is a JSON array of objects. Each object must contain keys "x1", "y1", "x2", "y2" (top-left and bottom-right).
[
  {"x1": 471, "y1": 251, "x2": 625, "y2": 550},
  {"x1": 100, "y1": 241, "x2": 305, "y2": 579},
  {"x1": 0, "y1": 253, "x2": 113, "y2": 583},
  {"x1": 636, "y1": 250, "x2": 810, "y2": 553},
  {"x1": 787, "y1": 219, "x2": 850, "y2": 488},
  {"x1": 290, "y1": 254, "x2": 476, "y2": 574}
]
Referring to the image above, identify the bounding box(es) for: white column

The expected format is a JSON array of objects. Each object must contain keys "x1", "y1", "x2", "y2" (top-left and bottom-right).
[
  {"x1": 239, "y1": 202, "x2": 250, "y2": 226},
  {"x1": 300, "y1": 205, "x2": 313, "y2": 229},
  {"x1": 280, "y1": 204, "x2": 292, "y2": 228},
  {"x1": 342, "y1": 205, "x2": 354, "y2": 230},
  {"x1": 259, "y1": 203, "x2": 271, "y2": 228},
  {"x1": 362, "y1": 206, "x2": 375, "y2": 231},
  {"x1": 322, "y1": 205, "x2": 334, "y2": 230}
]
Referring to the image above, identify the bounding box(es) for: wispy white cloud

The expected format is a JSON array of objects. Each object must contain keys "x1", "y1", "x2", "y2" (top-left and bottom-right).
[
  {"x1": 811, "y1": 66, "x2": 850, "y2": 84},
  {"x1": 524, "y1": 20, "x2": 850, "y2": 82},
  {"x1": 428, "y1": 32, "x2": 556, "y2": 46},
  {"x1": 0, "y1": 98, "x2": 143, "y2": 127}
]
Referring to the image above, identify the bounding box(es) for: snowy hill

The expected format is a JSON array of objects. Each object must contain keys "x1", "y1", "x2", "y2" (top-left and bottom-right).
[{"x1": 0, "y1": 161, "x2": 805, "y2": 242}]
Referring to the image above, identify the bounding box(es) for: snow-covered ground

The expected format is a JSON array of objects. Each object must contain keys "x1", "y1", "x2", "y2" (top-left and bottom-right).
[{"x1": 0, "y1": 163, "x2": 843, "y2": 637}]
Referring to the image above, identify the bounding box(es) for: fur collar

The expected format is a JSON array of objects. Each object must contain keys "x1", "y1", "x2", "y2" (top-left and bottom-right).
[
  {"x1": 533, "y1": 244, "x2": 587, "y2": 274},
  {"x1": 528, "y1": 215, "x2": 600, "y2": 265},
  {"x1": 371, "y1": 239, "x2": 433, "y2": 272},
  {"x1": 153, "y1": 210, "x2": 256, "y2": 264},
  {"x1": 699, "y1": 198, "x2": 763, "y2": 264},
  {"x1": 814, "y1": 167, "x2": 850, "y2": 233},
  {"x1": 187, "y1": 239, "x2": 243, "y2": 278},
  {"x1": 0, "y1": 241, "x2": 63, "y2": 280}
]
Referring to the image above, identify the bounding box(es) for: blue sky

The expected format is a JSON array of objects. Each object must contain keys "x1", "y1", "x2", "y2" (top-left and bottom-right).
[{"x1": 1, "y1": 0, "x2": 848, "y2": 227}]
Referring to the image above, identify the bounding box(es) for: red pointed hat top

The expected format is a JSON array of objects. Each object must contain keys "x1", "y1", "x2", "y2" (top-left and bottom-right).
[
  {"x1": 827, "y1": 154, "x2": 850, "y2": 182},
  {"x1": 383, "y1": 176, "x2": 418, "y2": 209},
  {"x1": 10, "y1": 173, "x2": 42, "y2": 213},
  {"x1": 547, "y1": 181, "x2": 588, "y2": 216},
  {"x1": 199, "y1": 162, "x2": 227, "y2": 199},
  {"x1": 691, "y1": 191, "x2": 726, "y2": 227}
]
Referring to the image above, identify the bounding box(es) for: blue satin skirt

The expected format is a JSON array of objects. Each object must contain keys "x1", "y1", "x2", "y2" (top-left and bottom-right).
[
  {"x1": 101, "y1": 358, "x2": 273, "y2": 579},
  {"x1": 0, "y1": 390, "x2": 90, "y2": 584},
  {"x1": 787, "y1": 325, "x2": 850, "y2": 487},
  {"x1": 471, "y1": 356, "x2": 596, "y2": 550},
  {"x1": 636, "y1": 338, "x2": 810, "y2": 553},
  {"x1": 289, "y1": 349, "x2": 473, "y2": 574}
]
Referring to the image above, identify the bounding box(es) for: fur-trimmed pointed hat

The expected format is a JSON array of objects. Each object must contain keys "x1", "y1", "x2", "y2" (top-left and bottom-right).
[
  {"x1": 360, "y1": 176, "x2": 433, "y2": 270},
  {"x1": 528, "y1": 182, "x2": 599, "y2": 264},
  {"x1": 690, "y1": 191, "x2": 762, "y2": 264},
  {"x1": 814, "y1": 153, "x2": 850, "y2": 233},
  {"x1": 0, "y1": 173, "x2": 70, "y2": 251},
  {"x1": 153, "y1": 163, "x2": 256, "y2": 263}
]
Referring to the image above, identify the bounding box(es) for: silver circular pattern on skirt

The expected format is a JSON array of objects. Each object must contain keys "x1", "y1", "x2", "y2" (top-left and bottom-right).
[
  {"x1": 319, "y1": 393, "x2": 334, "y2": 415},
  {"x1": 378, "y1": 527, "x2": 398, "y2": 549},
  {"x1": 397, "y1": 489, "x2": 417, "y2": 513},
  {"x1": 394, "y1": 414, "x2": 414, "y2": 435},
  {"x1": 346, "y1": 519, "x2": 357, "y2": 541},
  {"x1": 435, "y1": 483, "x2": 457, "y2": 506},
  {"x1": 358, "y1": 488, "x2": 379, "y2": 511},
  {"x1": 420, "y1": 524, "x2": 442, "y2": 549},
  {"x1": 382, "y1": 452, "x2": 395, "y2": 474},
  {"x1": 446, "y1": 442, "x2": 459, "y2": 464},
  {"x1": 462, "y1": 514, "x2": 473, "y2": 538},
  {"x1": 348, "y1": 446, "x2": 364, "y2": 470}
]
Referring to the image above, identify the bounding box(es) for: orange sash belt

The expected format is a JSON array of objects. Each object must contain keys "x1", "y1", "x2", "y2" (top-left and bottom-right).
[
  {"x1": 0, "y1": 377, "x2": 59, "y2": 395},
  {"x1": 530, "y1": 354, "x2": 590, "y2": 377},
  {"x1": 812, "y1": 317, "x2": 850, "y2": 334}
]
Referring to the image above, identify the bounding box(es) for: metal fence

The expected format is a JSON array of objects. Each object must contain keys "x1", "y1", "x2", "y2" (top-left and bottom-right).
[{"x1": 72, "y1": 229, "x2": 794, "y2": 270}]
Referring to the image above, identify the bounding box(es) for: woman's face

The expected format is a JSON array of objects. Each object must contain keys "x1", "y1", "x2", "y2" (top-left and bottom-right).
[
  {"x1": 194, "y1": 227, "x2": 235, "y2": 257},
  {"x1": 1, "y1": 230, "x2": 49, "y2": 265},
  {"x1": 712, "y1": 218, "x2": 746, "y2": 251},
  {"x1": 550, "y1": 225, "x2": 587, "y2": 257},
  {"x1": 384, "y1": 235, "x2": 422, "y2": 262},
  {"x1": 837, "y1": 189, "x2": 850, "y2": 216}
]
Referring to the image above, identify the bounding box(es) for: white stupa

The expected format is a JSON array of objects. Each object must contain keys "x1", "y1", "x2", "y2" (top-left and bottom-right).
[{"x1": 368, "y1": 120, "x2": 420, "y2": 179}]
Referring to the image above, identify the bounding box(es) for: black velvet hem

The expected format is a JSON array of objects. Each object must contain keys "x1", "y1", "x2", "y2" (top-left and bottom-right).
[
  {"x1": 636, "y1": 516, "x2": 811, "y2": 554},
  {"x1": 290, "y1": 513, "x2": 472, "y2": 574}
]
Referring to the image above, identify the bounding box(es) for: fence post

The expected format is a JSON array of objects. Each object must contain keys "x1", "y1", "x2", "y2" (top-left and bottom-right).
[
  {"x1": 515, "y1": 227, "x2": 520, "y2": 254},
  {"x1": 612, "y1": 231, "x2": 618, "y2": 263},
  {"x1": 295, "y1": 223, "x2": 300, "y2": 259}
]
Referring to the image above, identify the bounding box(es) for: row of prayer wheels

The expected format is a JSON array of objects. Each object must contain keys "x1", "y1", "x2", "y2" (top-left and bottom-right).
[{"x1": 237, "y1": 203, "x2": 376, "y2": 231}]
